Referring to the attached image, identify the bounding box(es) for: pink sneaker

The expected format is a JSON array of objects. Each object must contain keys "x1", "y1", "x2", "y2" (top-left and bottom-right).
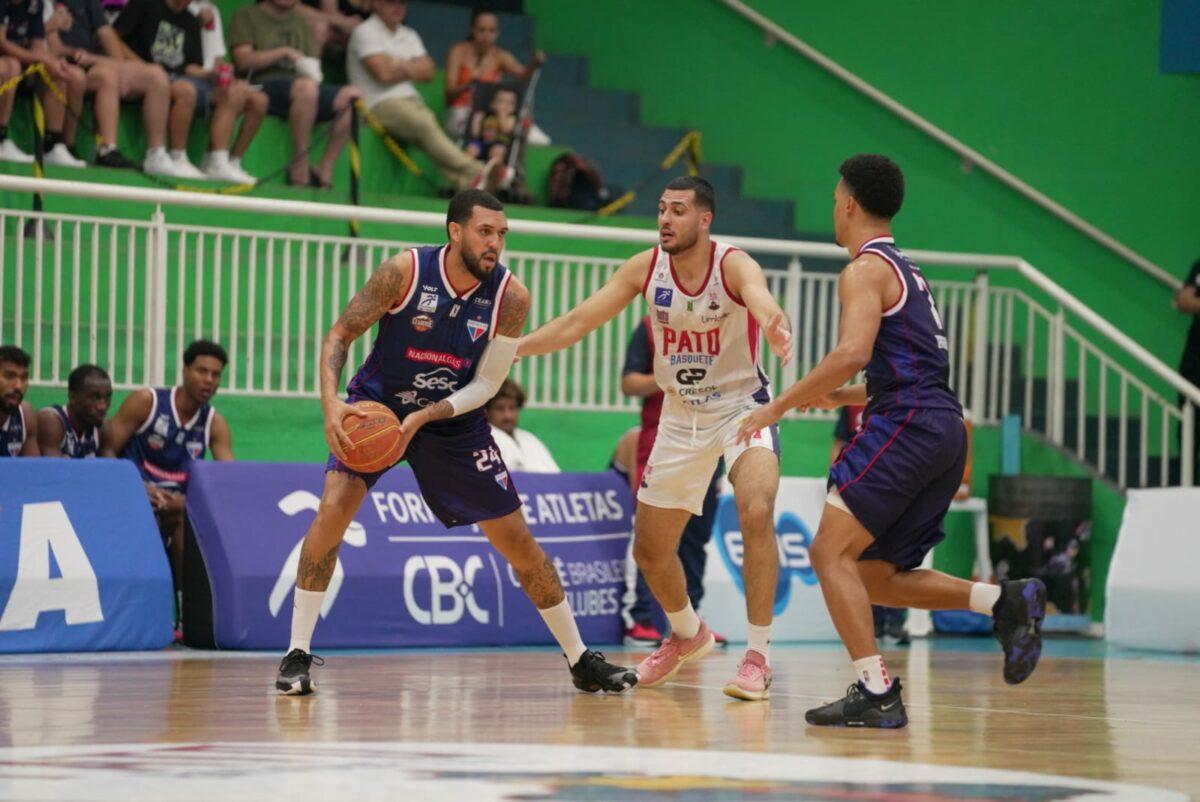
[
  {"x1": 723, "y1": 649, "x2": 772, "y2": 701},
  {"x1": 636, "y1": 620, "x2": 715, "y2": 687}
]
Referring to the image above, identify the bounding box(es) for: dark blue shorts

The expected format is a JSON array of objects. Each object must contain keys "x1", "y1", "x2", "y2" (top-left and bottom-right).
[
  {"x1": 259, "y1": 77, "x2": 342, "y2": 122},
  {"x1": 829, "y1": 407, "x2": 967, "y2": 570},
  {"x1": 326, "y1": 403, "x2": 521, "y2": 528}
]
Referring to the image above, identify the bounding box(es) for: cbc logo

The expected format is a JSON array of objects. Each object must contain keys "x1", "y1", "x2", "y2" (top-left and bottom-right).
[{"x1": 403, "y1": 555, "x2": 490, "y2": 625}]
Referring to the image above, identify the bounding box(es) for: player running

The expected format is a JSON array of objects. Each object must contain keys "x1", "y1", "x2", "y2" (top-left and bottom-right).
[
  {"x1": 275, "y1": 189, "x2": 638, "y2": 696},
  {"x1": 520, "y1": 176, "x2": 792, "y2": 700},
  {"x1": 737, "y1": 155, "x2": 1045, "y2": 727}
]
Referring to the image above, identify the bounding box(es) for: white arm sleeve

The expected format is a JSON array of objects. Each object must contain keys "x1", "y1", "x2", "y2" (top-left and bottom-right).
[{"x1": 444, "y1": 335, "x2": 520, "y2": 417}]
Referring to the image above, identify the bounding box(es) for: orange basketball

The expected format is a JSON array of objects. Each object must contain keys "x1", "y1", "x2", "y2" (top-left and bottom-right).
[{"x1": 341, "y1": 401, "x2": 403, "y2": 473}]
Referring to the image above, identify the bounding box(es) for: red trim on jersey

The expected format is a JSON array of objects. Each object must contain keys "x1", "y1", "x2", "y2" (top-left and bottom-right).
[
  {"x1": 490, "y1": 271, "x2": 514, "y2": 339},
  {"x1": 440, "y1": 244, "x2": 480, "y2": 299},
  {"x1": 838, "y1": 408, "x2": 916, "y2": 493},
  {"x1": 388, "y1": 248, "x2": 420, "y2": 314},
  {"x1": 641, "y1": 247, "x2": 659, "y2": 299},
  {"x1": 860, "y1": 248, "x2": 908, "y2": 317},
  {"x1": 747, "y1": 308, "x2": 760, "y2": 364},
  {"x1": 855, "y1": 235, "x2": 895, "y2": 257},
  {"x1": 718, "y1": 246, "x2": 746, "y2": 306},
  {"x1": 668, "y1": 241, "x2": 716, "y2": 298}
]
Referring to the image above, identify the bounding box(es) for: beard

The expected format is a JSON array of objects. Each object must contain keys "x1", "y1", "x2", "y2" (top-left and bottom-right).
[
  {"x1": 461, "y1": 241, "x2": 498, "y2": 282},
  {"x1": 660, "y1": 228, "x2": 699, "y2": 255}
]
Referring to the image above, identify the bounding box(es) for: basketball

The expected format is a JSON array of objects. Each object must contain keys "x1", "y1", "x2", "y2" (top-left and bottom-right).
[{"x1": 341, "y1": 401, "x2": 403, "y2": 473}]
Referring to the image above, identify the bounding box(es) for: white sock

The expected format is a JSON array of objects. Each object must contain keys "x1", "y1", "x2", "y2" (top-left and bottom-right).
[
  {"x1": 538, "y1": 598, "x2": 587, "y2": 666},
  {"x1": 747, "y1": 623, "x2": 771, "y2": 663},
  {"x1": 853, "y1": 654, "x2": 892, "y2": 694},
  {"x1": 665, "y1": 600, "x2": 701, "y2": 640},
  {"x1": 970, "y1": 582, "x2": 1002, "y2": 616},
  {"x1": 288, "y1": 588, "x2": 324, "y2": 654},
  {"x1": 206, "y1": 149, "x2": 229, "y2": 166}
]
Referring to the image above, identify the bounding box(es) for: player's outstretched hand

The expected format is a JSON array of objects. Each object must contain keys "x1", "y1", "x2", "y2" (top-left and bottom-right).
[
  {"x1": 323, "y1": 397, "x2": 367, "y2": 462},
  {"x1": 765, "y1": 312, "x2": 792, "y2": 365},
  {"x1": 736, "y1": 403, "x2": 782, "y2": 447}
]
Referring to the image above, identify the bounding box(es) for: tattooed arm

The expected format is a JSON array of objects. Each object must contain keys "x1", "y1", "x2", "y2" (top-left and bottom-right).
[
  {"x1": 321, "y1": 252, "x2": 414, "y2": 460},
  {"x1": 402, "y1": 278, "x2": 530, "y2": 432}
]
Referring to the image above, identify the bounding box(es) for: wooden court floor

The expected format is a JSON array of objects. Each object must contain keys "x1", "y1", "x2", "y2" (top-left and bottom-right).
[{"x1": 0, "y1": 639, "x2": 1195, "y2": 801}]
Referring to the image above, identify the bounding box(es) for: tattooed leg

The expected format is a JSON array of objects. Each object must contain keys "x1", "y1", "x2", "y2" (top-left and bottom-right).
[
  {"x1": 514, "y1": 556, "x2": 567, "y2": 609},
  {"x1": 294, "y1": 470, "x2": 368, "y2": 591},
  {"x1": 478, "y1": 509, "x2": 566, "y2": 608}
]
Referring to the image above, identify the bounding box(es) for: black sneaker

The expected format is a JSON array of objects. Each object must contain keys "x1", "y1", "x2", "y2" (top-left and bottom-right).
[
  {"x1": 806, "y1": 678, "x2": 907, "y2": 728},
  {"x1": 95, "y1": 148, "x2": 136, "y2": 169},
  {"x1": 276, "y1": 648, "x2": 323, "y2": 695},
  {"x1": 568, "y1": 650, "x2": 638, "y2": 693},
  {"x1": 993, "y1": 578, "x2": 1046, "y2": 684}
]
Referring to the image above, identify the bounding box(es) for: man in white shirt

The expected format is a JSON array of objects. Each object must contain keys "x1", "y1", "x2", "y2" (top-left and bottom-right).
[
  {"x1": 346, "y1": 0, "x2": 503, "y2": 191},
  {"x1": 486, "y1": 379, "x2": 559, "y2": 473}
]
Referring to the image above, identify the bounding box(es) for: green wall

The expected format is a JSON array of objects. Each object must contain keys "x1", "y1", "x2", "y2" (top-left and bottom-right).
[{"x1": 525, "y1": 0, "x2": 1197, "y2": 372}]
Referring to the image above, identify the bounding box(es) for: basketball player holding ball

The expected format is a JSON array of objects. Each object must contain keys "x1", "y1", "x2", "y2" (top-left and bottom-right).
[{"x1": 275, "y1": 189, "x2": 638, "y2": 696}]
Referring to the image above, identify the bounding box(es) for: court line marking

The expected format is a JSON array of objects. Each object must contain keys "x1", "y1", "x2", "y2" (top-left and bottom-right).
[
  {"x1": 670, "y1": 682, "x2": 1200, "y2": 730},
  {"x1": 386, "y1": 533, "x2": 630, "y2": 543}
]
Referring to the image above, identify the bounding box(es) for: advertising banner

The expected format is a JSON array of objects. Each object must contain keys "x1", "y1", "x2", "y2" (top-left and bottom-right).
[
  {"x1": 185, "y1": 462, "x2": 632, "y2": 649},
  {"x1": 0, "y1": 459, "x2": 174, "y2": 653}
]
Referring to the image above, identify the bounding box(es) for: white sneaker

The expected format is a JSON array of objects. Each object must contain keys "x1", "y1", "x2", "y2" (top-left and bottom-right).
[
  {"x1": 203, "y1": 153, "x2": 250, "y2": 183},
  {"x1": 228, "y1": 156, "x2": 257, "y2": 184},
  {"x1": 169, "y1": 151, "x2": 206, "y2": 179},
  {"x1": 0, "y1": 138, "x2": 33, "y2": 164},
  {"x1": 143, "y1": 148, "x2": 180, "y2": 177},
  {"x1": 45, "y1": 143, "x2": 86, "y2": 167}
]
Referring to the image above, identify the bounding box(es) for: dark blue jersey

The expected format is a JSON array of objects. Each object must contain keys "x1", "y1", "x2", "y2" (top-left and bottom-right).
[
  {"x1": 858, "y1": 236, "x2": 961, "y2": 417},
  {"x1": 50, "y1": 405, "x2": 100, "y2": 458},
  {"x1": 121, "y1": 387, "x2": 213, "y2": 491},
  {"x1": 0, "y1": 405, "x2": 27, "y2": 457},
  {"x1": 346, "y1": 244, "x2": 513, "y2": 434}
]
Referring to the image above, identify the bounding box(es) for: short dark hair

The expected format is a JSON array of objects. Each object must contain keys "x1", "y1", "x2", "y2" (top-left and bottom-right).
[
  {"x1": 838, "y1": 154, "x2": 904, "y2": 219},
  {"x1": 446, "y1": 189, "x2": 504, "y2": 237},
  {"x1": 488, "y1": 378, "x2": 526, "y2": 409},
  {"x1": 183, "y1": 339, "x2": 228, "y2": 367},
  {"x1": 0, "y1": 345, "x2": 30, "y2": 370},
  {"x1": 664, "y1": 175, "x2": 716, "y2": 215},
  {"x1": 68, "y1": 364, "x2": 110, "y2": 394},
  {"x1": 470, "y1": 7, "x2": 497, "y2": 26}
]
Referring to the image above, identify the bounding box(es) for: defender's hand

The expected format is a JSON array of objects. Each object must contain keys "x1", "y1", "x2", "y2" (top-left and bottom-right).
[
  {"x1": 736, "y1": 403, "x2": 782, "y2": 447},
  {"x1": 765, "y1": 312, "x2": 792, "y2": 365}
]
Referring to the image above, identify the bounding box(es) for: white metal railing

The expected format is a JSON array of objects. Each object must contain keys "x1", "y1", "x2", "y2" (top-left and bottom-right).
[
  {"x1": 1, "y1": 176, "x2": 1194, "y2": 487},
  {"x1": 716, "y1": 0, "x2": 1178, "y2": 291}
]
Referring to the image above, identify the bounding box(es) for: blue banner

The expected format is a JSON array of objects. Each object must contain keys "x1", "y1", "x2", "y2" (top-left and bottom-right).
[
  {"x1": 186, "y1": 462, "x2": 632, "y2": 649},
  {"x1": 0, "y1": 459, "x2": 174, "y2": 653}
]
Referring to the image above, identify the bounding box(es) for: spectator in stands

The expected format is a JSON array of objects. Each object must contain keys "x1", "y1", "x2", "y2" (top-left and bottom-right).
[
  {"x1": 464, "y1": 84, "x2": 515, "y2": 164},
  {"x1": 0, "y1": 345, "x2": 39, "y2": 457},
  {"x1": 104, "y1": 340, "x2": 234, "y2": 596},
  {"x1": 36, "y1": 364, "x2": 112, "y2": 457},
  {"x1": 485, "y1": 378, "x2": 559, "y2": 472},
  {"x1": 293, "y1": 0, "x2": 369, "y2": 55},
  {"x1": 830, "y1": 405, "x2": 909, "y2": 645},
  {"x1": 620, "y1": 316, "x2": 724, "y2": 647},
  {"x1": 442, "y1": 7, "x2": 542, "y2": 140},
  {"x1": 609, "y1": 425, "x2": 639, "y2": 494},
  {"x1": 1173, "y1": 257, "x2": 1200, "y2": 476},
  {"x1": 0, "y1": 0, "x2": 88, "y2": 166},
  {"x1": 115, "y1": 0, "x2": 265, "y2": 182},
  {"x1": 346, "y1": 0, "x2": 506, "y2": 193},
  {"x1": 0, "y1": 53, "x2": 29, "y2": 162},
  {"x1": 45, "y1": 0, "x2": 196, "y2": 174},
  {"x1": 229, "y1": 0, "x2": 360, "y2": 189}
]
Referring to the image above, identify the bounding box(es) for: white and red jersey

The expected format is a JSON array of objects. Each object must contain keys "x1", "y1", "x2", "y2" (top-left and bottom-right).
[{"x1": 641, "y1": 240, "x2": 771, "y2": 419}]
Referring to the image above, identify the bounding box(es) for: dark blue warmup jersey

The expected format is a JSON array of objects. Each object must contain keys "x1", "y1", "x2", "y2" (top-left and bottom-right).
[
  {"x1": 0, "y1": 405, "x2": 26, "y2": 457},
  {"x1": 50, "y1": 405, "x2": 100, "y2": 458},
  {"x1": 334, "y1": 244, "x2": 522, "y2": 528},
  {"x1": 122, "y1": 387, "x2": 213, "y2": 492},
  {"x1": 829, "y1": 236, "x2": 967, "y2": 570}
]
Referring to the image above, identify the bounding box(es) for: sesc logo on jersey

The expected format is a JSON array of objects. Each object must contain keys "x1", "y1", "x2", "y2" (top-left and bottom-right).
[{"x1": 466, "y1": 320, "x2": 488, "y2": 342}]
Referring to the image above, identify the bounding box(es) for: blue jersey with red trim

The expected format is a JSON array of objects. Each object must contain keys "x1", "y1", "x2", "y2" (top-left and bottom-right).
[
  {"x1": 0, "y1": 405, "x2": 26, "y2": 457},
  {"x1": 858, "y1": 237, "x2": 961, "y2": 417},
  {"x1": 346, "y1": 244, "x2": 512, "y2": 433},
  {"x1": 51, "y1": 404, "x2": 100, "y2": 458},
  {"x1": 122, "y1": 387, "x2": 213, "y2": 491}
]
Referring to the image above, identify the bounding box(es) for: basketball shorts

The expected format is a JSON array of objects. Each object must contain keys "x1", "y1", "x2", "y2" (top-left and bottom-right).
[
  {"x1": 828, "y1": 407, "x2": 967, "y2": 570},
  {"x1": 638, "y1": 399, "x2": 780, "y2": 516},
  {"x1": 326, "y1": 400, "x2": 521, "y2": 528}
]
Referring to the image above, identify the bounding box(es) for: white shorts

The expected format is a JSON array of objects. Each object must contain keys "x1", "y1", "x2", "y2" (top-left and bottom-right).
[{"x1": 637, "y1": 402, "x2": 781, "y2": 516}]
